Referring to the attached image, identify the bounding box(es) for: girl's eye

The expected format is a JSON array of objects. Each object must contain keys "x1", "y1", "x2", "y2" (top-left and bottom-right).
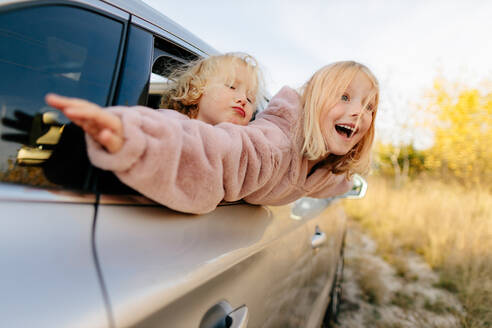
[
  {"x1": 341, "y1": 94, "x2": 350, "y2": 101},
  {"x1": 365, "y1": 104, "x2": 374, "y2": 112},
  {"x1": 225, "y1": 84, "x2": 236, "y2": 90}
]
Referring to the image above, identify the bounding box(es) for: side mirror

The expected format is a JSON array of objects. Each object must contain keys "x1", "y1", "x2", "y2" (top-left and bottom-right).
[
  {"x1": 341, "y1": 174, "x2": 367, "y2": 199},
  {"x1": 290, "y1": 174, "x2": 368, "y2": 220}
]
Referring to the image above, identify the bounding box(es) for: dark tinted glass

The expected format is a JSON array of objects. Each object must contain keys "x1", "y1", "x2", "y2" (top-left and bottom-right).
[
  {"x1": 0, "y1": 5, "x2": 123, "y2": 189},
  {"x1": 114, "y1": 26, "x2": 153, "y2": 106}
]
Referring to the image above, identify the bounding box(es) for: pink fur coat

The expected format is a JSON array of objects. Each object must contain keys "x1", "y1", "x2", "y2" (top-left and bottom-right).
[{"x1": 86, "y1": 86, "x2": 351, "y2": 214}]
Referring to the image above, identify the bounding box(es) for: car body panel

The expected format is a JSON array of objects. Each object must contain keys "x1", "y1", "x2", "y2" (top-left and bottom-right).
[
  {"x1": 304, "y1": 202, "x2": 346, "y2": 328},
  {"x1": 94, "y1": 204, "x2": 298, "y2": 327},
  {"x1": 0, "y1": 186, "x2": 107, "y2": 328},
  {"x1": 102, "y1": 0, "x2": 218, "y2": 56},
  {"x1": 95, "y1": 199, "x2": 346, "y2": 327}
]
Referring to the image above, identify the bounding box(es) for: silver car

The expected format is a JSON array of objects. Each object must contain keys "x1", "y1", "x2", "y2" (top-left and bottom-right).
[{"x1": 0, "y1": 1, "x2": 364, "y2": 327}]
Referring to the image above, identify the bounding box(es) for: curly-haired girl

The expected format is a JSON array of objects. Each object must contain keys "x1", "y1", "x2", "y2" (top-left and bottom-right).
[{"x1": 160, "y1": 52, "x2": 265, "y2": 125}]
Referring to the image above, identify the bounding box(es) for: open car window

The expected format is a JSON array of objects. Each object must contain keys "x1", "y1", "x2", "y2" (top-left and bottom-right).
[{"x1": 146, "y1": 36, "x2": 198, "y2": 109}]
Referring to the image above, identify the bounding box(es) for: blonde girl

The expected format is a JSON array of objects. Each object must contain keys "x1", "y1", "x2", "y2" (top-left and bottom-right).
[
  {"x1": 160, "y1": 52, "x2": 264, "y2": 125},
  {"x1": 46, "y1": 60, "x2": 378, "y2": 214},
  {"x1": 299, "y1": 61, "x2": 377, "y2": 178}
]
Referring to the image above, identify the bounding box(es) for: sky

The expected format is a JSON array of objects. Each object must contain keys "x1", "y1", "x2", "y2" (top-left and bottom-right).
[{"x1": 142, "y1": 0, "x2": 492, "y2": 148}]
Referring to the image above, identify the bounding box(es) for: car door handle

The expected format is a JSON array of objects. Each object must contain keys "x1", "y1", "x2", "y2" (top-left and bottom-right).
[
  {"x1": 311, "y1": 229, "x2": 327, "y2": 249},
  {"x1": 200, "y1": 303, "x2": 248, "y2": 328},
  {"x1": 226, "y1": 305, "x2": 248, "y2": 328}
]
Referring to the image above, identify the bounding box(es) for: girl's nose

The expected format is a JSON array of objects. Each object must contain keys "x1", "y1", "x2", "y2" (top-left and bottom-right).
[
  {"x1": 235, "y1": 94, "x2": 247, "y2": 106},
  {"x1": 349, "y1": 105, "x2": 361, "y2": 116},
  {"x1": 349, "y1": 102, "x2": 363, "y2": 116}
]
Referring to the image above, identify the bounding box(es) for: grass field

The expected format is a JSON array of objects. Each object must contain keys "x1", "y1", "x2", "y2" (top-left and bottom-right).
[{"x1": 342, "y1": 176, "x2": 492, "y2": 328}]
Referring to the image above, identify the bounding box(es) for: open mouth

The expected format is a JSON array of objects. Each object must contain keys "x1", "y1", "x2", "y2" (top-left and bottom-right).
[{"x1": 335, "y1": 124, "x2": 356, "y2": 138}]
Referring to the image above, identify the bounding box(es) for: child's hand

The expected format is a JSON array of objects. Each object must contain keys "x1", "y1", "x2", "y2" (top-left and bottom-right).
[{"x1": 45, "y1": 94, "x2": 124, "y2": 153}]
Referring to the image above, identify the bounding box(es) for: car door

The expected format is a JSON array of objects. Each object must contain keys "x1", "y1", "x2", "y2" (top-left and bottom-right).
[
  {"x1": 91, "y1": 20, "x2": 319, "y2": 327},
  {"x1": 0, "y1": 2, "x2": 129, "y2": 326},
  {"x1": 94, "y1": 202, "x2": 316, "y2": 328},
  {"x1": 296, "y1": 198, "x2": 347, "y2": 327}
]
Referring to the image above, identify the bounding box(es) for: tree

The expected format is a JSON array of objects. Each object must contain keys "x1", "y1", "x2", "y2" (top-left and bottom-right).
[{"x1": 423, "y1": 79, "x2": 492, "y2": 186}]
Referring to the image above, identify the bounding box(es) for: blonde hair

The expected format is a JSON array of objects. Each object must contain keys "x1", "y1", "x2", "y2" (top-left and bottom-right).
[
  {"x1": 299, "y1": 61, "x2": 379, "y2": 175},
  {"x1": 160, "y1": 52, "x2": 264, "y2": 118}
]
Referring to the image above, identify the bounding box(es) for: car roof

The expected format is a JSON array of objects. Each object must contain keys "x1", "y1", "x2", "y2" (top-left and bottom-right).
[
  {"x1": 0, "y1": 0, "x2": 218, "y2": 56},
  {"x1": 101, "y1": 0, "x2": 218, "y2": 55}
]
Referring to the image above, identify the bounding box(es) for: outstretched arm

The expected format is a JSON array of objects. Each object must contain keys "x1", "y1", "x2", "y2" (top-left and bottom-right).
[
  {"x1": 43, "y1": 87, "x2": 297, "y2": 214},
  {"x1": 45, "y1": 94, "x2": 124, "y2": 153}
]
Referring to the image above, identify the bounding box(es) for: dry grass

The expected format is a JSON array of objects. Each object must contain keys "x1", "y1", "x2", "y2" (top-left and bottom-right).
[
  {"x1": 347, "y1": 256, "x2": 391, "y2": 305},
  {"x1": 336, "y1": 222, "x2": 462, "y2": 328},
  {"x1": 342, "y1": 176, "x2": 492, "y2": 328}
]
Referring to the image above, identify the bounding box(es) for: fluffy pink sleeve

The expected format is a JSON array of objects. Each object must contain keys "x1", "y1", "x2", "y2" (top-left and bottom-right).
[
  {"x1": 307, "y1": 174, "x2": 353, "y2": 199},
  {"x1": 85, "y1": 106, "x2": 291, "y2": 214}
]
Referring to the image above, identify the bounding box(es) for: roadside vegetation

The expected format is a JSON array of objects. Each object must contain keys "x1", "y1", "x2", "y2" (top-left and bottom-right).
[
  {"x1": 342, "y1": 78, "x2": 492, "y2": 327},
  {"x1": 343, "y1": 177, "x2": 491, "y2": 327},
  {"x1": 336, "y1": 220, "x2": 462, "y2": 328}
]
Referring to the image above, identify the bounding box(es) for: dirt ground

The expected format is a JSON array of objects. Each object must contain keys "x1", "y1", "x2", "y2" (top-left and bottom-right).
[{"x1": 334, "y1": 220, "x2": 463, "y2": 328}]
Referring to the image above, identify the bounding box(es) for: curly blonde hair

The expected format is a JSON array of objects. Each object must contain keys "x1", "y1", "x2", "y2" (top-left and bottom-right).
[
  {"x1": 160, "y1": 52, "x2": 264, "y2": 119},
  {"x1": 299, "y1": 61, "x2": 379, "y2": 176}
]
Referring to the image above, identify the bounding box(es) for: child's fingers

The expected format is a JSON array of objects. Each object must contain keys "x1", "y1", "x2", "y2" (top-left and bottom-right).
[
  {"x1": 61, "y1": 102, "x2": 122, "y2": 135},
  {"x1": 46, "y1": 93, "x2": 95, "y2": 108},
  {"x1": 60, "y1": 111, "x2": 100, "y2": 138},
  {"x1": 82, "y1": 109, "x2": 122, "y2": 134},
  {"x1": 82, "y1": 120, "x2": 103, "y2": 139},
  {"x1": 46, "y1": 93, "x2": 123, "y2": 136},
  {"x1": 66, "y1": 116, "x2": 85, "y2": 128},
  {"x1": 46, "y1": 93, "x2": 124, "y2": 153},
  {"x1": 97, "y1": 129, "x2": 123, "y2": 153},
  {"x1": 71, "y1": 111, "x2": 118, "y2": 144},
  {"x1": 45, "y1": 93, "x2": 98, "y2": 113},
  {"x1": 62, "y1": 103, "x2": 103, "y2": 123},
  {"x1": 46, "y1": 93, "x2": 102, "y2": 125},
  {"x1": 46, "y1": 94, "x2": 110, "y2": 128}
]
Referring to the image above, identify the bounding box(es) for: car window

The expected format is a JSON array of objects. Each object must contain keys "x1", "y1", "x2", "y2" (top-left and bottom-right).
[
  {"x1": 114, "y1": 26, "x2": 199, "y2": 110},
  {"x1": 147, "y1": 36, "x2": 199, "y2": 109},
  {"x1": 0, "y1": 5, "x2": 124, "y2": 189}
]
